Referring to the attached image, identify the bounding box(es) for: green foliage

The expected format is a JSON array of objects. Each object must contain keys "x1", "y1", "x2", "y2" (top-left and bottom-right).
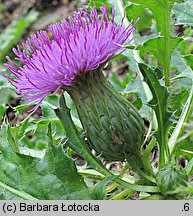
[
  {"x1": 124, "y1": 72, "x2": 153, "y2": 121},
  {"x1": 156, "y1": 164, "x2": 188, "y2": 194},
  {"x1": 137, "y1": 37, "x2": 182, "y2": 69},
  {"x1": 184, "y1": 54, "x2": 193, "y2": 70},
  {"x1": 168, "y1": 86, "x2": 189, "y2": 117},
  {"x1": 0, "y1": 0, "x2": 193, "y2": 200},
  {"x1": 108, "y1": 72, "x2": 133, "y2": 92},
  {"x1": 129, "y1": 0, "x2": 175, "y2": 32},
  {"x1": 173, "y1": 1, "x2": 193, "y2": 26},
  {"x1": 122, "y1": 0, "x2": 193, "y2": 175},
  {"x1": 0, "y1": 104, "x2": 7, "y2": 123},
  {"x1": 108, "y1": 0, "x2": 154, "y2": 121},
  {"x1": 0, "y1": 123, "x2": 106, "y2": 200},
  {"x1": 129, "y1": 0, "x2": 176, "y2": 86},
  {"x1": 125, "y1": 4, "x2": 153, "y2": 32},
  {"x1": 0, "y1": 10, "x2": 38, "y2": 61},
  {"x1": 139, "y1": 63, "x2": 172, "y2": 167},
  {"x1": 177, "y1": 140, "x2": 193, "y2": 161},
  {"x1": 89, "y1": 0, "x2": 109, "y2": 8},
  {"x1": 168, "y1": 83, "x2": 193, "y2": 155}
]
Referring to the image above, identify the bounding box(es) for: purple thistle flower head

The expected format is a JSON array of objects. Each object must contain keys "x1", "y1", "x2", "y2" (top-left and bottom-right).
[{"x1": 3, "y1": 4, "x2": 137, "y2": 110}]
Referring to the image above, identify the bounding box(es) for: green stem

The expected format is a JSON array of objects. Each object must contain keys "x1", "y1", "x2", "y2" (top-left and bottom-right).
[
  {"x1": 159, "y1": 129, "x2": 171, "y2": 169},
  {"x1": 158, "y1": 131, "x2": 166, "y2": 169},
  {"x1": 159, "y1": 135, "x2": 171, "y2": 169},
  {"x1": 163, "y1": 1, "x2": 170, "y2": 86},
  {"x1": 55, "y1": 94, "x2": 159, "y2": 193},
  {"x1": 78, "y1": 170, "x2": 105, "y2": 180},
  {"x1": 117, "y1": 161, "x2": 130, "y2": 177},
  {"x1": 111, "y1": 188, "x2": 135, "y2": 200},
  {"x1": 155, "y1": 2, "x2": 171, "y2": 167},
  {"x1": 143, "y1": 137, "x2": 156, "y2": 176},
  {"x1": 64, "y1": 138, "x2": 158, "y2": 193}
]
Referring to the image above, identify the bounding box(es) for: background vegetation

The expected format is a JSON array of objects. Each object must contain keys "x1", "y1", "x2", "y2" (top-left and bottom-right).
[{"x1": 0, "y1": 0, "x2": 193, "y2": 200}]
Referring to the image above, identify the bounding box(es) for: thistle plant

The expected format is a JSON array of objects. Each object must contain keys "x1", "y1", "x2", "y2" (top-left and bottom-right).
[
  {"x1": 1, "y1": 0, "x2": 193, "y2": 200},
  {"x1": 3, "y1": 5, "x2": 145, "y2": 165}
]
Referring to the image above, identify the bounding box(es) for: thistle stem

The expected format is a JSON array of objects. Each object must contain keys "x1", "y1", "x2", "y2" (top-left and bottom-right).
[{"x1": 164, "y1": 3, "x2": 170, "y2": 86}]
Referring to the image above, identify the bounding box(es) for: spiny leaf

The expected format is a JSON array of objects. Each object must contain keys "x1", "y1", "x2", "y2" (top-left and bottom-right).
[
  {"x1": 0, "y1": 123, "x2": 106, "y2": 200},
  {"x1": 139, "y1": 64, "x2": 172, "y2": 136},
  {"x1": 135, "y1": 36, "x2": 183, "y2": 69},
  {"x1": 168, "y1": 87, "x2": 189, "y2": 117},
  {"x1": 129, "y1": 0, "x2": 177, "y2": 86},
  {"x1": 168, "y1": 84, "x2": 193, "y2": 155},
  {"x1": 168, "y1": 52, "x2": 193, "y2": 156},
  {"x1": 138, "y1": 63, "x2": 172, "y2": 167}
]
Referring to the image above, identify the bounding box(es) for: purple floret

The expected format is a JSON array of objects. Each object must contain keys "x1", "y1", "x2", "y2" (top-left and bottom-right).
[{"x1": 3, "y1": 4, "x2": 137, "y2": 110}]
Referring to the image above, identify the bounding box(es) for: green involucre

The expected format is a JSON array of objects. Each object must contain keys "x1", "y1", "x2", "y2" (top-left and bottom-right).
[{"x1": 66, "y1": 69, "x2": 145, "y2": 163}]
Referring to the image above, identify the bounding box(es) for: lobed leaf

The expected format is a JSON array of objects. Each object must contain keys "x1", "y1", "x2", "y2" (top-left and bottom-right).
[
  {"x1": 128, "y1": 0, "x2": 178, "y2": 85},
  {"x1": 139, "y1": 63, "x2": 172, "y2": 168},
  {"x1": 0, "y1": 123, "x2": 106, "y2": 200}
]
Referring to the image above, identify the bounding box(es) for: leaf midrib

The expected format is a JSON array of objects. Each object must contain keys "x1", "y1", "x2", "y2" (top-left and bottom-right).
[{"x1": 0, "y1": 181, "x2": 38, "y2": 200}]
